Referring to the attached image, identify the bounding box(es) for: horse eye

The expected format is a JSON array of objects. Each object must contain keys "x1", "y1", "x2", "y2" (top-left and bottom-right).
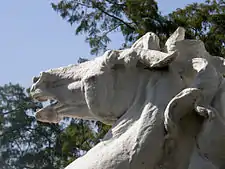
[{"x1": 32, "y1": 76, "x2": 39, "y2": 83}]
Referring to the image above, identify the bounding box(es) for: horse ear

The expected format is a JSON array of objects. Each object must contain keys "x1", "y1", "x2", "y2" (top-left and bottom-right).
[
  {"x1": 164, "y1": 27, "x2": 185, "y2": 53},
  {"x1": 131, "y1": 32, "x2": 160, "y2": 51},
  {"x1": 131, "y1": 28, "x2": 184, "y2": 69},
  {"x1": 101, "y1": 50, "x2": 123, "y2": 69}
]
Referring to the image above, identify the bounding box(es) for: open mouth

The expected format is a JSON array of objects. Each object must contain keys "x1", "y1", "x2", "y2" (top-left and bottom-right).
[
  {"x1": 32, "y1": 93, "x2": 63, "y2": 123},
  {"x1": 34, "y1": 95, "x2": 52, "y2": 102},
  {"x1": 34, "y1": 95, "x2": 60, "y2": 112}
]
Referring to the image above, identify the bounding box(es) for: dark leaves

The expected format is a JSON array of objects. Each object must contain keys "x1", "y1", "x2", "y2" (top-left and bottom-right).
[
  {"x1": 51, "y1": 0, "x2": 162, "y2": 55},
  {"x1": 169, "y1": 0, "x2": 225, "y2": 56},
  {"x1": 0, "y1": 83, "x2": 110, "y2": 169}
]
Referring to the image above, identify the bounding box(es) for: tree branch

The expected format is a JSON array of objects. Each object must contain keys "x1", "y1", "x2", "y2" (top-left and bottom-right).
[
  {"x1": 75, "y1": 1, "x2": 135, "y2": 30},
  {"x1": 102, "y1": 24, "x2": 122, "y2": 37},
  {"x1": 91, "y1": 1, "x2": 135, "y2": 30},
  {"x1": 14, "y1": 140, "x2": 23, "y2": 155},
  {"x1": 104, "y1": 0, "x2": 126, "y2": 7},
  {"x1": 1, "y1": 103, "x2": 38, "y2": 116},
  {"x1": 1, "y1": 109, "x2": 16, "y2": 115}
]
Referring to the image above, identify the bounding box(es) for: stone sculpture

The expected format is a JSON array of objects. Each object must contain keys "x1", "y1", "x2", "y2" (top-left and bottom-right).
[{"x1": 30, "y1": 27, "x2": 225, "y2": 169}]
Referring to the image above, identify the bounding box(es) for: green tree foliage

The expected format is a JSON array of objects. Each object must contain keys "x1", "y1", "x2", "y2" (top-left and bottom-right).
[
  {"x1": 0, "y1": 83, "x2": 109, "y2": 168},
  {"x1": 169, "y1": 0, "x2": 225, "y2": 56},
  {"x1": 0, "y1": 83, "x2": 63, "y2": 169},
  {"x1": 59, "y1": 119, "x2": 110, "y2": 166},
  {"x1": 51, "y1": 0, "x2": 173, "y2": 54},
  {"x1": 52, "y1": 0, "x2": 224, "y2": 57}
]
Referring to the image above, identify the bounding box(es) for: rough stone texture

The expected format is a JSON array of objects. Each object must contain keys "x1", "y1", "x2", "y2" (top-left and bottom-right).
[{"x1": 30, "y1": 27, "x2": 225, "y2": 169}]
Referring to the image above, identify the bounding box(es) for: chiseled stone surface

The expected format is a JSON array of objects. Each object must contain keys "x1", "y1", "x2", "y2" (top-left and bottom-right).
[{"x1": 30, "y1": 27, "x2": 225, "y2": 169}]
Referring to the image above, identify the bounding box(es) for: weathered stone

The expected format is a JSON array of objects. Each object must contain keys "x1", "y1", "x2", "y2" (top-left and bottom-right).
[{"x1": 30, "y1": 27, "x2": 225, "y2": 169}]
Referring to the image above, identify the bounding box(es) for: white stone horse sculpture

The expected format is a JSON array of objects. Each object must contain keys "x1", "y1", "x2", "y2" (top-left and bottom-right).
[{"x1": 30, "y1": 27, "x2": 225, "y2": 169}]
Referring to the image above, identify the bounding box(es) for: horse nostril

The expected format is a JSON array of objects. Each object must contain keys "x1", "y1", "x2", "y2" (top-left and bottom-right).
[{"x1": 32, "y1": 76, "x2": 39, "y2": 83}]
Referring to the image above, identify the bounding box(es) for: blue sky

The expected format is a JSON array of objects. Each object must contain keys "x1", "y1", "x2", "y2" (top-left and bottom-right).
[{"x1": 0, "y1": 0, "x2": 205, "y2": 87}]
